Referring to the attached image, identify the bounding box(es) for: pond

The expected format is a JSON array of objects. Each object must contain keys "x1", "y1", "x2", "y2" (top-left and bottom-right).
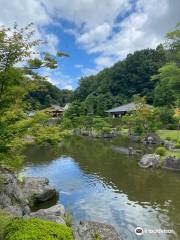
[{"x1": 20, "y1": 136, "x2": 180, "y2": 240}]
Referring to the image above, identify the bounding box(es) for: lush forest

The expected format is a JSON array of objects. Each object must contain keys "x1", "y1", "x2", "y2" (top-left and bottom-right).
[
  {"x1": 25, "y1": 79, "x2": 73, "y2": 110},
  {"x1": 71, "y1": 40, "x2": 179, "y2": 116},
  {"x1": 74, "y1": 46, "x2": 166, "y2": 106}
]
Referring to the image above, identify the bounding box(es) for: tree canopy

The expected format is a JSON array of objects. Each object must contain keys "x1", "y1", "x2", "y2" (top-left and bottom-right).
[{"x1": 73, "y1": 46, "x2": 166, "y2": 116}]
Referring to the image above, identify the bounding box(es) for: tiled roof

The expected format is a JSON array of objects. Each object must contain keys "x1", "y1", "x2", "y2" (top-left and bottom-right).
[{"x1": 106, "y1": 103, "x2": 137, "y2": 113}]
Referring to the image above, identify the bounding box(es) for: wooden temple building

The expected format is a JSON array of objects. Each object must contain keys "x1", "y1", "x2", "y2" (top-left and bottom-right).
[
  {"x1": 106, "y1": 102, "x2": 140, "y2": 118},
  {"x1": 46, "y1": 105, "x2": 65, "y2": 117}
]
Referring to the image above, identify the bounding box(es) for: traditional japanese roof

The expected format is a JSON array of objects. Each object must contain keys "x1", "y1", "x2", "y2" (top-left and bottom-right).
[
  {"x1": 47, "y1": 105, "x2": 64, "y2": 112},
  {"x1": 106, "y1": 102, "x2": 138, "y2": 113},
  {"x1": 106, "y1": 102, "x2": 152, "y2": 113}
]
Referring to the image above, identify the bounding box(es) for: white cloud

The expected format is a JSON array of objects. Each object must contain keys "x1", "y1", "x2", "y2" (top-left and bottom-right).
[
  {"x1": 43, "y1": 33, "x2": 59, "y2": 55},
  {"x1": 81, "y1": 67, "x2": 101, "y2": 76},
  {"x1": 77, "y1": 23, "x2": 111, "y2": 46},
  {"x1": 0, "y1": 0, "x2": 179, "y2": 80},
  {"x1": 63, "y1": 84, "x2": 73, "y2": 90},
  {"x1": 42, "y1": 68, "x2": 77, "y2": 90},
  {"x1": 74, "y1": 64, "x2": 83, "y2": 69},
  {"x1": 41, "y1": 0, "x2": 180, "y2": 71},
  {"x1": 81, "y1": 0, "x2": 180, "y2": 68},
  {"x1": 0, "y1": 0, "x2": 50, "y2": 26},
  {"x1": 95, "y1": 56, "x2": 117, "y2": 68},
  {"x1": 43, "y1": 0, "x2": 131, "y2": 28},
  {"x1": 0, "y1": 0, "x2": 59, "y2": 57}
]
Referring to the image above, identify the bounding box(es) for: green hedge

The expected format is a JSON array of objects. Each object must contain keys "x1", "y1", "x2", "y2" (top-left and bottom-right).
[{"x1": 4, "y1": 218, "x2": 74, "y2": 240}]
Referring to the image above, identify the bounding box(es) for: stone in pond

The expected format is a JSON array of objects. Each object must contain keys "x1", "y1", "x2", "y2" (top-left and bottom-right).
[
  {"x1": 138, "y1": 154, "x2": 160, "y2": 168},
  {"x1": 22, "y1": 177, "x2": 56, "y2": 206},
  {"x1": 29, "y1": 204, "x2": 66, "y2": 224},
  {"x1": 73, "y1": 221, "x2": 122, "y2": 240},
  {"x1": 163, "y1": 156, "x2": 180, "y2": 171}
]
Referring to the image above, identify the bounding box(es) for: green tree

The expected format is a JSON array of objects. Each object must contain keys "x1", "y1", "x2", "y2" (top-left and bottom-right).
[
  {"x1": 165, "y1": 22, "x2": 180, "y2": 64},
  {"x1": 152, "y1": 23, "x2": 180, "y2": 107},
  {"x1": 0, "y1": 23, "x2": 68, "y2": 167},
  {"x1": 25, "y1": 78, "x2": 73, "y2": 110},
  {"x1": 152, "y1": 63, "x2": 180, "y2": 104},
  {"x1": 122, "y1": 96, "x2": 160, "y2": 137}
]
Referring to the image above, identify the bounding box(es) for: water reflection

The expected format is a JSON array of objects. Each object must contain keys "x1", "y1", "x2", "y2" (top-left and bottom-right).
[{"x1": 21, "y1": 136, "x2": 180, "y2": 240}]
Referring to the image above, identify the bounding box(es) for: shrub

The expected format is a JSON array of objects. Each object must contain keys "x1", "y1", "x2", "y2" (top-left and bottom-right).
[
  {"x1": 60, "y1": 118, "x2": 73, "y2": 129},
  {"x1": 174, "y1": 142, "x2": 180, "y2": 149},
  {"x1": 166, "y1": 124, "x2": 177, "y2": 130},
  {"x1": 165, "y1": 136, "x2": 171, "y2": 141},
  {"x1": 92, "y1": 117, "x2": 112, "y2": 134},
  {"x1": 93, "y1": 233, "x2": 101, "y2": 240},
  {"x1": 0, "y1": 210, "x2": 13, "y2": 240},
  {"x1": 155, "y1": 147, "x2": 166, "y2": 156},
  {"x1": 4, "y1": 218, "x2": 74, "y2": 240}
]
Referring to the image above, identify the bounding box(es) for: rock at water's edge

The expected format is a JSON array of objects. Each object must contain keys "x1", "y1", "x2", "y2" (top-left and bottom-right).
[
  {"x1": 0, "y1": 168, "x2": 30, "y2": 217},
  {"x1": 138, "y1": 154, "x2": 160, "y2": 168},
  {"x1": 22, "y1": 177, "x2": 56, "y2": 207},
  {"x1": 73, "y1": 221, "x2": 122, "y2": 240},
  {"x1": 29, "y1": 204, "x2": 66, "y2": 224},
  {"x1": 142, "y1": 133, "x2": 161, "y2": 145},
  {"x1": 163, "y1": 156, "x2": 180, "y2": 171}
]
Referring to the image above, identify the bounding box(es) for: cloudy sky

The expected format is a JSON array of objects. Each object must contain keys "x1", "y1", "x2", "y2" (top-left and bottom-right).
[{"x1": 0, "y1": 0, "x2": 179, "y2": 89}]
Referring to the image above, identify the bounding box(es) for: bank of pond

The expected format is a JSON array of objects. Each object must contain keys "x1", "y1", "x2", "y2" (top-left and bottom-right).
[{"x1": 0, "y1": 134, "x2": 180, "y2": 240}]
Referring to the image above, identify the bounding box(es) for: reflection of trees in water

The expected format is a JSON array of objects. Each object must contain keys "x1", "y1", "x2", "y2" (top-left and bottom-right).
[
  {"x1": 61, "y1": 137, "x2": 179, "y2": 198},
  {"x1": 61, "y1": 136, "x2": 180, "y2": 234},
  {"x1": 23, "y1": 144, "x2": 62, "y2": 164},
  {"x1": 24, "y1": 136, "x2": 180, "y2": 238}
]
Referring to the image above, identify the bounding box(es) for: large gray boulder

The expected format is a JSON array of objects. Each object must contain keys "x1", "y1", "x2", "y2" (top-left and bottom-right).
[
  {"x1": 163, "y1": 156, "x2": 180, "y2": 171},
  {"x1": 138, "y1": 154, "x2": 160, "y2": 168},
  {"x1": 73, "y1": 221, "x2": 121, "y2": 240},
  {"x1": 0, "y1": 168, "x2": 30, "y2": 217},
  {"x1": 30, "y1": 204, "x2": 66, "y2": 224},
  {"x1": 22, "y1": 177, "x2": 56, "y2": 207}
]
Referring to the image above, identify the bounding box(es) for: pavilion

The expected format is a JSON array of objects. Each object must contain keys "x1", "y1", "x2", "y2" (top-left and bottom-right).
[{"x1": 106, "y1": 102, "x2": 140, "y2": 118}]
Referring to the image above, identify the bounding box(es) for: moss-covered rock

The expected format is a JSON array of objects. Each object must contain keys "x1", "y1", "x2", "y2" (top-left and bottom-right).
[{"x1": 4, "y1": 218, "x2": 74, "y2": 240}]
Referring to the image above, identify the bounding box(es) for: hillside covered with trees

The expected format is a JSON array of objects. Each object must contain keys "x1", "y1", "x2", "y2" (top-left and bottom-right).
[
  {"x1": 71, "y1": 24, "x2": 179, "y2": 117},
  {"x1": 25, "y1": 78, "x2": 73, "y2": 110}
]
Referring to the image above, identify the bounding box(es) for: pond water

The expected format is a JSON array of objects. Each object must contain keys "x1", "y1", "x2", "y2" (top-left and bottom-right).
[{"x1": 20, "y1": 136, "x2": 180, "y2": 240}]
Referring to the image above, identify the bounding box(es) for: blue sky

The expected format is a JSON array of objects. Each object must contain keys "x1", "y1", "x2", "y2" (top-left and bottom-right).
[{"x1": 0, "y1": 0, "x2": 180, "y2": 90}]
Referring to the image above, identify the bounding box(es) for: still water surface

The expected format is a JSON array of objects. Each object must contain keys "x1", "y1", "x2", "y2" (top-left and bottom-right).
[{"x1": 21, "y1": 136, "x2": 180, "y2": 240}]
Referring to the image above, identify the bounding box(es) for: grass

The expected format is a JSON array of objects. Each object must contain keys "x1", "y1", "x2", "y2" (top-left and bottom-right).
[
  {"x1": 156, "y1": 130, "x2": 180, "y2": 142},
  {"x1": 157, "y1": 148, "x2": 180, "y2": 164},
  {"x1": 0, "y1": 210, "x2": 14, "y2": 240},
  {"x1": 165, "y1": 150, "x2": 180, "y2": 159},
  {"x1": 156, "y1": 129, "x2": 180, "y2": 160}
]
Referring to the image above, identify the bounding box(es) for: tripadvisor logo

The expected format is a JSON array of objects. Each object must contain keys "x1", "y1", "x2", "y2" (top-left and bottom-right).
[{"x1": 135, "y1": 227, "x2": 144, "y2": 236}]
